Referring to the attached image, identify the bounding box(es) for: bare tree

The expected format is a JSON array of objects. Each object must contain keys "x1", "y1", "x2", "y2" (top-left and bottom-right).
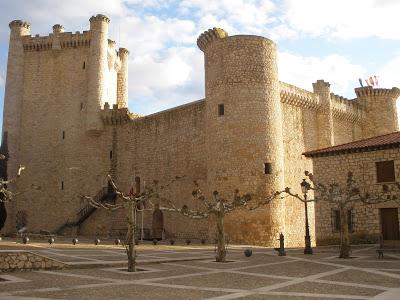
[
  {"x1": 83, "y1": 175, "x2": 141, "y2": 272},
  {"x1": 280, "y1": 171, "x2": 400, "y2": 258},
  {"x1": 83, "y1": 175, "x2": 182, "y2": 272},
  {"x1": 0, "y1": 165, "x2": 26, "y2": 203},
  {"x1": 149, "y1": 181, "x2": 278, "y2": 262}
]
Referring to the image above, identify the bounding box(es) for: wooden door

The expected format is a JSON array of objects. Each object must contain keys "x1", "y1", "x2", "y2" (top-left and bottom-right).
[
  {"x1": 152, "y1": 208, "x2": 164, "y2": 240},
  {"x1": 380, "y1": 208, "x2": 400, "y2": 240}
]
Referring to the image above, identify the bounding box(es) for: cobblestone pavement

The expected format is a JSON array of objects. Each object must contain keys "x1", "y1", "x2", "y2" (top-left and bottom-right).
[{"x1": 0, "y1": 242, "x2": 399, "y2": 300}]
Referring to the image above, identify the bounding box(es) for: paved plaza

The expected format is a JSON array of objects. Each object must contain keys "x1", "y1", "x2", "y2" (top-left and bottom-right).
[{"x1": 0, "y1": 240, "x2": 400, "y2": 299}]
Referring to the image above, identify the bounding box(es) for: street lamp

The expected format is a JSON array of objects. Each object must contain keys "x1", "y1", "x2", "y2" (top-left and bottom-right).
[{"x1": 301, "y1": 179, "x2": 313, "y2": 254}]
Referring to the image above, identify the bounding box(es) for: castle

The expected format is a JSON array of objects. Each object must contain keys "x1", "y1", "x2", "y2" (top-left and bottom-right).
[{"x1": 1, "y1": 14, "x2": 399, "y2": 246}]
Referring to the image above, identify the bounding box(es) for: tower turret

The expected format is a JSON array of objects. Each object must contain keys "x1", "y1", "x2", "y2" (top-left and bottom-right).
[
  {"x1": 313, "y1": 80, "x2": 334, "y2": 148},
  {"x1": 356, "y1": 86, "x2": 400, "y2": 139},
  {"x1": 199, "y1": 28, "x2": 285, "y2": 245},
  {"x1": 117, "y1": 48, "x2": 129, "y2": 108},
  {"x1": 87, "y1": 14, "x2": 110, "y2": 131},
  {"x1": 3, "y1": 20, "x2": 30, "y2": 179},
  {"x1": 52, "y1": 24, "x2": 64, "y2": 34}
]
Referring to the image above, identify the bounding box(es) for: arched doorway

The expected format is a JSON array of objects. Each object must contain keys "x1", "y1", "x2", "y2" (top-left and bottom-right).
[{"x1": 152, "y1": 204, "x2": 164, "y2": 240}]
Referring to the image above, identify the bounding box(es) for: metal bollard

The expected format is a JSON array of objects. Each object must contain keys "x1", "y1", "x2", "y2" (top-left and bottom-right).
[{"x1": 278, "y1": 233, "x2": 286, "y2": 256}]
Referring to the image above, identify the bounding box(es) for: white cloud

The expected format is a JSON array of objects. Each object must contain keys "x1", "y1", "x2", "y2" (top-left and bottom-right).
[
  {"x1": 180, "y1": 0, "x2": 277, "y2": 35},
  {"x1": 278, "y1": 52, "x2": 366, "y2": 97},
  {"x1": 283, "y1": 0, "x2": 400, "y2": 40},
  {"x1": 116, "y1": 15, "x2": 196, "y2": 56},
  {"x1": 378, "y1": 54, "x2": 400, "y2": 89},
  {"x1": 129, "y1": 46, "x2": 204, "y2": 114}
]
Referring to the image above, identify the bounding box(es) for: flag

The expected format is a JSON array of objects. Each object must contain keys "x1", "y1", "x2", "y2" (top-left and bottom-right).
[
  {"x1": 374, "y1": 75, "x2": 379, "y2": 86},
  {"x1": 369, "y1": 76, "x2": 374, "y2": 86},
  {"x1": 358, "y1": 78, "x2": 363, "y2": 87}
]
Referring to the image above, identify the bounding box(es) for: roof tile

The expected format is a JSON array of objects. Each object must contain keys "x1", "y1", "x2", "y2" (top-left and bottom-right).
[{"x1": 303, "y1": 131, "x2": 400, "y2": 157}]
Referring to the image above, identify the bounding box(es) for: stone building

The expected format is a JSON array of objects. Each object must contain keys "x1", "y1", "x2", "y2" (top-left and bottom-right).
[
  {"x1": 1, "y1": 14, "x2": 399, "y2": 246},
  {"x1": 304, "y1": 132, "x2": 400, "y2": 244}
]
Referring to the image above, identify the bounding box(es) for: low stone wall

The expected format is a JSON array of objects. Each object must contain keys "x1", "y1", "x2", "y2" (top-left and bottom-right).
[
  {"x1": 0, "y1": 251, "x2": 66, "y2": 272},
  {"x1": 317, "y1": 233, "x2": 380, "y2": 246}
]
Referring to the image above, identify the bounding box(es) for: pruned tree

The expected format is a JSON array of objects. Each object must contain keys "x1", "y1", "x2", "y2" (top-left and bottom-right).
[
  {"x1": 83, "y1": 175, "x2": 141, "y2": 272},
  {"x1": 82, "y1": 175, "x2": 182, "y2": 272},
  {"x1": 148, "y1": 181, "x2": 279, "y2": 262},
  {"x1": 280, "y1": 171, "x2": 400, "y2": 258},
  {"x1": 0, "y1": 165, "x2": 26, "y2": 203}
]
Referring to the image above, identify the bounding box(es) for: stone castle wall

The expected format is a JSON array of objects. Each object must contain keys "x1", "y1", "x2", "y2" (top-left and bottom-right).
[
  {"x1": 112, "y1": 100, "x2": 209, "y2": 239},
  {"x1": 311, "y1": 148, "x2": 400, "y2": 244},
  {"x1": 2, "y1": 18, "x2": 400, "y2": 247}
]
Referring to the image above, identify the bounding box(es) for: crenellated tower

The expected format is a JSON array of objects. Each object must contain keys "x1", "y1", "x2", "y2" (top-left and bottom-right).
[
  {"x1": 355, "y1": 86, "x2": 400, "y2": 139},
  {"x1": 87, "y1": 14, "x2": 110, "y2": 131},
  {"x1": 117, "y1": 48, "x2": 129, "y2": 108},
  {"x1": 313, "y1": 80, "x2": 334, "y2": 148},
  {"x1": 198, "y1": 28, "x2": 285, "y2": 245},
  {"x1": 2, "y1": 20, "x2": 30, "y2": 179}
]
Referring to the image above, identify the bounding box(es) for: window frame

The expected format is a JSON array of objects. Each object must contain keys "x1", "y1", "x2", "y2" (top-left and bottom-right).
[{"x1": 376, "y1": 160, "x2": 395, "y2": 183}]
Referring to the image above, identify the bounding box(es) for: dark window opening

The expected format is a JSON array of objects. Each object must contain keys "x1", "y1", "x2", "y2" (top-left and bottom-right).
[
  {"x1": 109, "y1": 150, "x2": 113, "y2": 159},
  {"x1": 218, "y1": 104, "x2": 224, "y2": 116},
  {"x1": 61, "y1": 181, "x2": 64, "y2": 190},
  {"x1": 80, "y1": 102, "x2": 84, "y2": 111},
  {"x1": 135, "y1": 176, "x2": 141, "y2": 195},
  {"x1": 264, "y1": 162, "x2": 272, "y2": 174},
  {"x1": 376, "y1": 160, "x2": 395, "y2": 183},
  {"x1": 83, "y1": 61, "x2": 86, "y2": 69},
  {"x1": 62, "y1": 131, "x2": 65, "y2": 140},
  {"x1": 332, "y1": 209, "x2": 353, "y2": 233}
]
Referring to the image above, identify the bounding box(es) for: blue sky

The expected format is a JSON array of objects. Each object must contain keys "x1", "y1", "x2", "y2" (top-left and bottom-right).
[{"x1": 0, "y1": 0, "x2": 400, "y2": 120}]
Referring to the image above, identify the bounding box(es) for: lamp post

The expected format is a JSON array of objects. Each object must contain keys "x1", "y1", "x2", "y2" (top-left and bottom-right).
[{"x1": 301, "y1": 179, "x2": 313, "y2": 254}]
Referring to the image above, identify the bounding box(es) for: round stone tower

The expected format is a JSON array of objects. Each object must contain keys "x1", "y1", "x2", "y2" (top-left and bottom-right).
[
  {"x1": 3, "y1": 20, "x2": 30, "y2": 178},
  {"x1": 87, "y1": 14, "x2": 110, "y2": 131},
  {"x1": 117, "y1": 48, "x2": 129, "y2": 108},
  {"x1": 198, "y1": 28, "x2": 285, "y2": 245},
  {"x1": 355, "y1": 86, "x2": 400, "y2": 139}
]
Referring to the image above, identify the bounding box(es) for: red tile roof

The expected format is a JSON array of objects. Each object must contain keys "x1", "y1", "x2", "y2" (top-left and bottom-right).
[{"x1": 303, "y1": 131, "x2": 400, "y2": 157}]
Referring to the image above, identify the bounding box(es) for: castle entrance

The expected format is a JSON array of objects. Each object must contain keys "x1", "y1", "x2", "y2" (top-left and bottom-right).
[
  {"x1": 152, "y1": 205, "x2": 164, "y2": 240},
  {"x1": 380, "y1": 208, "x2": 400, "y2": 240}
]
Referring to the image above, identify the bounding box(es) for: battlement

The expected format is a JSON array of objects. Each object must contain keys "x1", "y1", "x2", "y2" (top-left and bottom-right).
[
  {"x1": 330, "y1": 93, "x2": 363, "y2": 122},
  {"x1": 9, "y1": 20, "x2": 30, "y2": 30},
  {"x1": 280, "y1": 81, "x2": 320, "y2": 110},
  {"x1": 355, "y1": 86, "x2": 400, "y2": 99},
  {"x1": 119, "y1": 48, "x2": 129, "y2": 55},
  {"x1": 280, "y1": 81, "x2": 366, "y2": 122},
  {"x1": 89, "y1": 14, "x2": 110, "y2": 24},
  {"x1": 101, "y1": 103, "x2": 134, "y2": 125},
  {"x1": 21, "y1": 30, "x2": 91, "y2": 51},
  {"x1": 52, "y1": 24, "x2": 64, "y2": 34},
  {"x1": 197, "y1": 28, "x2": 228, "y2": 51}
]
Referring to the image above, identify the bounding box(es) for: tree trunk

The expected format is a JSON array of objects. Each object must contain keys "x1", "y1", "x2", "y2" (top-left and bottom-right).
[
  {"x1": 126, "y1": 201, "x2": 136, "y2": 272},
  {"x1": 339, "y1": 206, "x2": 350, "y2": 258},
  {"x1": 215, "y1": 211, "x2": 226, "y2": 262}
]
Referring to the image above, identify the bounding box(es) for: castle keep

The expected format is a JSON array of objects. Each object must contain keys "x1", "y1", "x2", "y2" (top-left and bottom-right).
[{"x1": 2, "y1": 15, "x2": 399, "y2": 246}]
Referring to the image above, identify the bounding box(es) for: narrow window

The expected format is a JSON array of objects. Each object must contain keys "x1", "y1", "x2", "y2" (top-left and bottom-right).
[
  {"x1": 348, "y1": 209, "x2": 354, "y2": 233},
  {"x1": 218, "y1": 104, "x2": 224, "y2": 116},
  {"x1": 331, "y1": 209, "x2": 353, "y2": 232},
  {"x1": 61, "y1": 181, "x2": 64, "y2": 190},
  {"x1": 264, "y1": 162, "x2": 272, "y2": 174},
  {"x1": 83, "y1": 61, "x2": 86, "y2": 69},
  {"x1": 376, "y1": 160, "x2": 395, "y2": 183},
  {"x1": 109, "y1": 150, "x2": 113, "y2": 159},
  {"x1": 135, "y1": 176, "x2": 141, "y2": 194},
  {"x1": 80, "y1": 102, "x2": 84, "y2": 111},
  {"x1": 62, "y1": 131, "x2": 65, "y2": 140}
]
